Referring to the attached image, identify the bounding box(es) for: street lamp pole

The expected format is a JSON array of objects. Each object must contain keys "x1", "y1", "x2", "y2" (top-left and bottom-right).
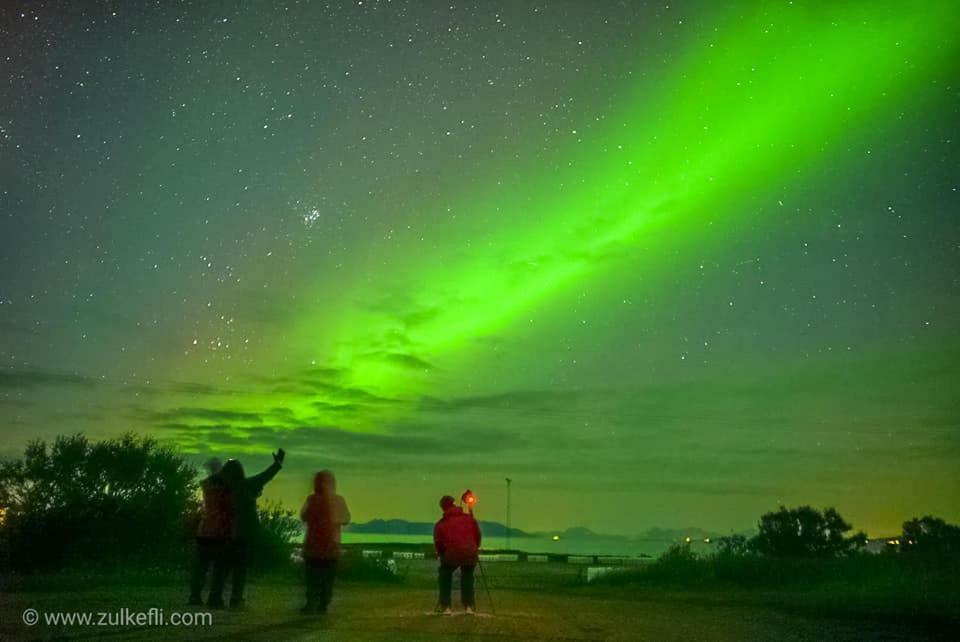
[{"x1": 505, "y1": 477, "x2": 512, "y2": 551}]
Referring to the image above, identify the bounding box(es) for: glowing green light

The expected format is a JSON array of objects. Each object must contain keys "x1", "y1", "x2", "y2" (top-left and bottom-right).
[{"x1": 182, "y1": 2, "x2": 960, "y2": 435}]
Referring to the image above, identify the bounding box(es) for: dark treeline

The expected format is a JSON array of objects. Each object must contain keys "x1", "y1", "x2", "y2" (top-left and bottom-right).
[
  {"x1": 0, "y1": 434, "x2": 299, "y2": 572},
  {"x1": 590, "y1": 504, "x2": 960, "y2": 625},
  {"x1": 0, "y1": 433, "x2": 957, "y2": 577},
  {"x1": 611, "y1": 507, "x2": 960, "y2": 586}
]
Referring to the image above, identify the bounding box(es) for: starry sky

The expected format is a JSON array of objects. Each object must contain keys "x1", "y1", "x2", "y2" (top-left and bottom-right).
[{"x1": 1, "y1": 1, "x2": 958, "y2": 536}]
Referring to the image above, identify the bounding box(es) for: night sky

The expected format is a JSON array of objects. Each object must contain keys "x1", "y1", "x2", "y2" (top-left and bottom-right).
[{"x1": 2, "y1": 1, "x2": 958, "y2": 536}]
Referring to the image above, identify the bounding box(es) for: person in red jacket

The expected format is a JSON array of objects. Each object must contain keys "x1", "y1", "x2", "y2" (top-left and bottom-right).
[
  {"x1": 301, "y1": 470, "x2": 351, "y2": 614},
  {"x1": 433, "y1": 495, "x2": 482, "y2": 614}
]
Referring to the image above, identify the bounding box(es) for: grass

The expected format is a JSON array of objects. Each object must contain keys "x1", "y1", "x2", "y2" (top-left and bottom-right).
[
  {"x1": 589, "y1": 548, "x2": 960, "y2": 626},
  {"x1": 2, "y1": 558, "x2": 958, "y2": 641}
]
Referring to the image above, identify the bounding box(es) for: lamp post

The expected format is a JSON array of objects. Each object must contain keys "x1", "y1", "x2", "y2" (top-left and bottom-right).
[{"x1": 505, "y1": 477, "x2": 512, "y2": 551}]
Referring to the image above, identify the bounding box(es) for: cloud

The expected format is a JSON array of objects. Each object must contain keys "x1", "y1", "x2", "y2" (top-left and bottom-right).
[
  {"x1": 419, "y1": 389, "x2": 576, "y2": 413},
  {"x1": 154, "y1": 422, "x2": 196, "y2": 431},
  {"x1": 167, "y1": 382, "x2": 223, "y2": 396},
  {"x1": 160, "y1": 420, "x2": 530, "y2": 466},
  {"x1": 361, "y1": 291, "x2": 439, "y2": 334},
  {"x1": 255, "y1": 367, "x2": 345, "y2": 388},
  {"x1": 151, "y1": 407, "x2": 264, "y2": 424},
  {"x1": 0, "y1": 398, "x2": 35, "y2": 409},
  {"x1": 370, "y1": 351, "x2": 435, "y2": 371},
  {"x1": 122, "y1": 381, "x2": 230, "y2": 398},
  {"x1": 312, "y1": 401, "x2": 363, "y2": 414},
  {"x1": 244, "y1": 368, "x2": 402, "y2": 408},
  {"x1": 266, "y1": 407, "x2": 299, "y2": 423},
  {"x1": 311, "y1": 382, "x2": 402, "y2": 406},
  {"x1": 0, "y1": 369, "x2": 98, "y2": 389},
  {"x1": 399, "y1": 307, "x2": 441, "y2": 332}
]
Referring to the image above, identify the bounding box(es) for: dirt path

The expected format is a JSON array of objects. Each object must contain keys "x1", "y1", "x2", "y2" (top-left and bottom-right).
[{"x1": 4, "y1": 582, "x2": 954, "y2": 641}]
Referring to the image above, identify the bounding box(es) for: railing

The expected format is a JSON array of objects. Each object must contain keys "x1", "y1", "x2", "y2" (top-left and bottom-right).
[{"x1": 290, "y1": 542, "x2": 651, "y2": 565}]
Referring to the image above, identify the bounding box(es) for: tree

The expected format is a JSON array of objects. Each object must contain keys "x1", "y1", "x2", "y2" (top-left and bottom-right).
[
  {"x1": 715, "y1": 534, "x2": 751, "y2": 556},
  {"x1": 900, "y1": 516, "x2": 960, "y2": 555},
  {"x1": 0, "y1": 433, "x2": 197, "y2": 570},
  {"x1": 750, "y1": 505, "x2": 864, "y2": 558},
  {"x1": 252, "y1": 501, "x2": 302, "y2": 570}
]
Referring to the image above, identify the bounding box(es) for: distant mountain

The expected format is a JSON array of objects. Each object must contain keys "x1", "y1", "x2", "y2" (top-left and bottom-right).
[
  {"x1": 347, "y1": 518, "x2": 728, "y2": 543},
  {"x1": 554, "y1": 526, "x2": 723, "y2": 542},
  {"x1": 637, "y1": 527, "x2": 725, "y2": 542},
  {"x1": 478, "y1": 520, "x2": 528, "y2": 538},
  {"x1": 561, "y1": 526, "x2": 601, "y2": 538},
  {"x1": 347, "y1": 519, "x2": 433, "y2": 536},
  {"x1": 348, "y1": 518, "x2": 528, "y2": 538}
]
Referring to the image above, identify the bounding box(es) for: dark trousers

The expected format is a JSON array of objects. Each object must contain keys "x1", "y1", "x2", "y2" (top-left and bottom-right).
[
  {"x1": 209, "y1": 539, "x2": 251, "y2": 606},
  {"x1": 438, "y1": 563, "x2": 475, "y2": 609},
  {"x1": 189, "y1": 537, "x2": 226, "y2": 602},
  {"x1": 305, "y1": 558, "x2": 338, "y2": 612}
]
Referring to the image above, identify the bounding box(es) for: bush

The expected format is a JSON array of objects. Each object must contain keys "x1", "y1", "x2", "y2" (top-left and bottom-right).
[
  {"x1": 713, "y1": 535, "x2": 764, "y2": 583},
  {"x1": 716, "y1": 534, "x2": 751, "y2": 556},
  {"x1": 338, "y1": 556, "x2": 403, "y2": 583},
  {"x1": 252, "y1": 501, "x2": 302, "y2": 571},
  {"x1": 751, "y1": 506, "x2": 865, "y2": 558},
  {"x1": 621, "y1": 543, "x2": 710, "y2": 585},
  {"x1": 900, "y1": 516, "x2": 960, "y2": 555},
  {"x1": 0, "y1": 434, "x2": 197, "y2": 571}
]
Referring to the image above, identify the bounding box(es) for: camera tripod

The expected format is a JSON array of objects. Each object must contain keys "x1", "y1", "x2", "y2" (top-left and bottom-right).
[{"x1": 463, "y1": 494, "x2": 496, "y2": 614}]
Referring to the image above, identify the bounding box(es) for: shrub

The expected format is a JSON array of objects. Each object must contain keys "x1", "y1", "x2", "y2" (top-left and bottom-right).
[
  {"x1": 252, "y1": 501, "x2": 302, "y2": 571},
  {"x1": 751, "y1": 506, "x2": 865, "y2": 558},
  {"x1": 338, "y1": 556, "x2": 403, "y2": 583},
  {"x1": 0, "y1": 434, "x2": 197, "y2": 571},
  {"x1": 643, "y1": 543, "x2": 708, "y2": 584},
  {"x1": 900, "y1": 516, "x2": 960, "y2": 555}
]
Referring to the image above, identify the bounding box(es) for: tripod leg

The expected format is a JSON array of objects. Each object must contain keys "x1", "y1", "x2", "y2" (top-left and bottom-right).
[{"x1": 477, "y1": 560, "x2": 495, "y2": 614}]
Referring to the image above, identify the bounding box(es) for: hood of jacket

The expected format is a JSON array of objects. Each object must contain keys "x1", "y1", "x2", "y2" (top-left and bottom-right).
[{"x1": 314, "y1": 470, "x2": 336, "y2": 494}]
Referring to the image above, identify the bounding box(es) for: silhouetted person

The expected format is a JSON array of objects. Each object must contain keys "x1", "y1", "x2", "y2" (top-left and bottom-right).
[
  {"x1": 300, "y1": 470, "x2": 351, "y2": 615},
  {"x1": 433, "y1": 495, "x2": 481, "y2": 614},
  {"x1": 188, "y1": 458, "x2": 234, "y2": 607},
  {"x1": 209, "y1": 449, "x2": 285, "y2": 609}
]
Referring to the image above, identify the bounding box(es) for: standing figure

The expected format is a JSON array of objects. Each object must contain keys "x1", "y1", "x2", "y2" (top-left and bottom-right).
[
  {"x1": 433, "y1": 495, "x2": 482, "y2": 614},
  {"x1": 188, "y1": 458, "x2": 233, "y2": 607},
  {"x1": 301, "y1": 470, "x2": 351, "y2": 615},
  {"x1": 210, "y1": 448, "x2": 285, "y2": 609}
]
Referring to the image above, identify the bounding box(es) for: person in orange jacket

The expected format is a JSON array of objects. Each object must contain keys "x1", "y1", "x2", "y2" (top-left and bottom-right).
[
  {"x1": 301, "y1": 470, "x2": 351, "y2": 614},
  {"x1": 433, "y1": 495, "x2": 482, "y2": 614}
]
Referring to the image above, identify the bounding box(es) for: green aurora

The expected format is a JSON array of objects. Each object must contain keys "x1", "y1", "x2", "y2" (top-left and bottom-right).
[{"x1": 2, "y1": 1, "x2": 958, "y2": 535}]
